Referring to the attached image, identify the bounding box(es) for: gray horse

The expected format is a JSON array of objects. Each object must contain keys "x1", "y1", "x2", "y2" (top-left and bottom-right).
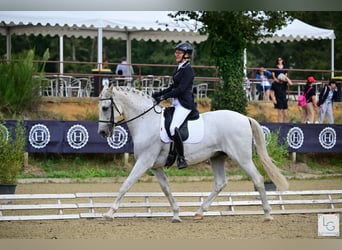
[{"x1": 98, "y1": 85, "x2": 289, "y2": 222}]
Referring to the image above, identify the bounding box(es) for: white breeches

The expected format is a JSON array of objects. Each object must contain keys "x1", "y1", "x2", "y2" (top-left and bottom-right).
[{"x1": 170, "y1": 98, "x2": 191, "y2": 136}]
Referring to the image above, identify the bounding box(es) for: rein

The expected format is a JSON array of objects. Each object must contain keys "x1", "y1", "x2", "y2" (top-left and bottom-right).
[{"x1": 99, "y1": 96, "x2": 159, "y2": 126}]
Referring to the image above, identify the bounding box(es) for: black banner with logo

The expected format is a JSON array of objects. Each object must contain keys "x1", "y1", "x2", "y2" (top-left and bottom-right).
[
  {"x1": 260, "y1": 123, "x2": 341, "y2": 153},
  {"x1": 2, "y1": 120, "x2": 134, "y2": 153},
  {"x1": 1, "y1": 120, "x2": 341, "y2": 153}
]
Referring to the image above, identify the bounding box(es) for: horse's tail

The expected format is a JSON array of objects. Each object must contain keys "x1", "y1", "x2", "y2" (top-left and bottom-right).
[{"x1": 248, "y1": 117, "x2": 289, "y2": 191}]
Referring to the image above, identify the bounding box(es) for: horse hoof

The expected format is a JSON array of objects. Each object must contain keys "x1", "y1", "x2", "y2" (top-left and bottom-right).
[
  {"x1": 263, "y1": 216, "x2": 274, "y2": 222},
  {"x1": 194, "y1": 213, "x2": 204, "y2": 220},
  {"x1": 171, "y1": 218, "x2": 182, "y2": 223},
  {"x1": 103, "y1": 214, "x2": 114, "y2": 221}
]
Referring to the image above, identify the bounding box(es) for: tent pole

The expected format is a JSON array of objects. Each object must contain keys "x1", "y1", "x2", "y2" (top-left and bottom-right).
[
  {"x1": 126, "y1": 31, "x2": 132, "y2": 76},
  {"x1": 98, "y1": 27, "x2": 103, "y2": 70},
  {"x1": 6, "y1": 27, "x2": 11, "y2": 60},
  {"x1": 59, "y1": 35, "x2": 64, "y2": 75},
  {"x1": 126, "y1": 33, "x2": 131, "y2": 64},
  {"x1": 331, "y1": 38, "x2": 335, "y2": 78},
  {"x1": 243, "y1": 48, "x2": 247, "y2": 77}
]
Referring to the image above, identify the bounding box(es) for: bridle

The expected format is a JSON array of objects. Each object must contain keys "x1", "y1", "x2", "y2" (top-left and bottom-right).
[{"x1": 98, "y1": 96, "x2": 159, "y2": 126}]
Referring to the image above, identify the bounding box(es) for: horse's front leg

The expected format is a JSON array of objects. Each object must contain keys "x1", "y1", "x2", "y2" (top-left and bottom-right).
[
  {"x1": 103, "y1": 158, "x2": 151, "y2": 220},
  {"x1": 151, "y1": 167, "x2": 181, "y2": 223}
]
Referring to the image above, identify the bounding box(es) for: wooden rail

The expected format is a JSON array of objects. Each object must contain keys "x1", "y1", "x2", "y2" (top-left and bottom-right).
[{"x1": 0, "y1": 190, "x2": 341, "y2": 221}]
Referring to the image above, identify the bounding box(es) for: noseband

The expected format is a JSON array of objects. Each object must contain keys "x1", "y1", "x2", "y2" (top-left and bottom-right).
[
  {"x1": 99, "y1": 96, "x2": 159, "y2": 126},
  {"x1": 98, "y1": 97, "x2": 122, "y2": 126}
]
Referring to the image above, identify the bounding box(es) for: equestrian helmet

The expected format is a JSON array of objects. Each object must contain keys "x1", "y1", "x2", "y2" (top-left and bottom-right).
[{"x1": 175, "y1": 42, "x2": 193, "y2": 55}]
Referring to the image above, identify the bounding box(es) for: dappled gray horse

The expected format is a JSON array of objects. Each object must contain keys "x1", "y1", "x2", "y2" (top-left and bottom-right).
[{"x1": 98, "y1": 85, "x2": 288, "y2": 222}]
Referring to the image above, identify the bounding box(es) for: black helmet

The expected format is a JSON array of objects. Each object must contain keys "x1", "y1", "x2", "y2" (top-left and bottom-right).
[{"x1": 175, "y1": 42, "x2": 193, "y2": 55}]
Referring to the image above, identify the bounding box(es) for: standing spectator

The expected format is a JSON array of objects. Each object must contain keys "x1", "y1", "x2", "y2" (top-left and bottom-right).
[
  {"x1": 301, "y1": 76, "x2": 317, "y2": 123},
  {"x1": 271, "y1": 57, "x2": 288, "y2": 83},
  {"x1": 317, "y1": 80, "x2": 339, "y2": 124},
  {"x1": 270, "y1": 73, "x2": 293, "y2": 123},
  {"x1": 115, "y1": 57, "x2": 134, "y2": 77},
  {"x1": 255, "y1": 67, "x2": 272, "y2": 101},
  {"x1": 102, "y1": 52, "x2": 109, "y2": 69}
]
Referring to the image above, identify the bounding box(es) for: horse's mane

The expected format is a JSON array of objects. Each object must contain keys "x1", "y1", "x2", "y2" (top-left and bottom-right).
[{"x1": 102, "y1": 86, "x2": 154, "y2": 108}]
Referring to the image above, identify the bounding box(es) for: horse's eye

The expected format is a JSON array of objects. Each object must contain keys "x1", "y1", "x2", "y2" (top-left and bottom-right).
[{"x1": 102, "y1": 106, "x2": 109, "y2": 112}]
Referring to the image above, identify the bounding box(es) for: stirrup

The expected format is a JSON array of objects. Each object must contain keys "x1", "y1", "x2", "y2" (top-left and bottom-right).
[
  {"x1": 177, "y1": 156, "x2": 188, "y2": 169},
  {"x1": 164, "y1": 152, "x2": 176, "y2": 168}
]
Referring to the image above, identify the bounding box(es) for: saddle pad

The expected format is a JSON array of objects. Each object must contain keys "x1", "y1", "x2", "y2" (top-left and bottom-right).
[{"x1": 160, "y1": 108, "x2": 204, "y2": 144}]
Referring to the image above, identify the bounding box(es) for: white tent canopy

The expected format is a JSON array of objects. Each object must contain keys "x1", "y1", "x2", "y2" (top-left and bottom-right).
[
  {"x1": 259, "y1": 18, "x2": 336, "y2": 76},
  {"x1": 0, "y1": 11, "x2": 207, "y2": 73}
]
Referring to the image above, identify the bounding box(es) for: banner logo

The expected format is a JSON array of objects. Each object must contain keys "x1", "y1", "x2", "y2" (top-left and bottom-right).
[
  {"x1": 260, "y1": 125, "x2": 271, "y2": 144},
  {"x1": 67, "y1": 124, "x2": 89, "y2": 149},
  {"x1": 287, "y1": 127, "x2": 304, "y2": 149},
  {"x1": 318, "y1": 214, "x2": 340, "y2": 237},
  {"x1": 29, "y1": 124, "x2": 50, "y2": 149},
  {"x1": 319, "y1": 127, "x2": 336, "y2": 149},
  {"x1": 107, "y1": 125, "x2": 128, "y2": 149},
  {"x1": 0, "y1": 124, "x2": 9, "y2": 144}
]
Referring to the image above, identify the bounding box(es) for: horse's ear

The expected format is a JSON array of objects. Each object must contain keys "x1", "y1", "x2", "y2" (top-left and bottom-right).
[{"x1": 101, "y1": 84, "x2": 113, "y2": 95}]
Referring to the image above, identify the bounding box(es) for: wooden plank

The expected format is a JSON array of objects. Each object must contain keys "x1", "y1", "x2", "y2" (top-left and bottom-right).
[
  {"x1": 0, "y1": 193, "x2": 76, "y2": 200},
  {"x1": 0, "y1": 204, "x2": 78, "y2": 210},
  {"x1": 0, "y1": 214, "x2": 80, "y2": 221}
]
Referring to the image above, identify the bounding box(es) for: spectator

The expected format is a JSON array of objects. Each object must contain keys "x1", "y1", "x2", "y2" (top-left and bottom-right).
[
  {"x1": 317, "y1": 80, "x2": 339, "y2": 124},
  {"x1": 270, "y1": 73, "x2": 293, "y2": 123},
  {"x1": 255, "y1": 67, "x2": 272, "y2": 101},
  {"x1": 102, "y1": 52, "x2": 109, "y2": 69},
  {"x1": 115, "y1": 57, "x2": 134, "y2": 77},
  {"x1": 271, "y1": 57, "x2": 288, "y2": 83},
  {"x1": 301, "y1": 76, "x2": 317, "y2": 123}
]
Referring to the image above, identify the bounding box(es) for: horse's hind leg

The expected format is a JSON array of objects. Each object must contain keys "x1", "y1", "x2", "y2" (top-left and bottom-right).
[
  {"x1": 151, "y1": 168, "x2": 181, "y2": 223},
  {"x1": 195, "y1": 155, "x2": 227, "y2": 220},
  {"x1": 240, "y1": 160, "x2": 273, "y2": 221}
]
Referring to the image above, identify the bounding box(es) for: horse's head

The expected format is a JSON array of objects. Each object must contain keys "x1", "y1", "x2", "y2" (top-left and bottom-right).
[{"x1": 97, "y1": 85, "x2": 123, "y2": 138}]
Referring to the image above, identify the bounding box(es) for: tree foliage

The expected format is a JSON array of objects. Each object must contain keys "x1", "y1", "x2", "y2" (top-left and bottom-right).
[{"x1": 0, "y1": 49, "x2": 49, "y2": 115}]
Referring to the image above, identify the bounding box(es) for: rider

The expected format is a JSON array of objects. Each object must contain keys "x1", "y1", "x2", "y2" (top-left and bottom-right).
[{"x1": 152, "y1": 42, "x2": 198, "y2": 169}]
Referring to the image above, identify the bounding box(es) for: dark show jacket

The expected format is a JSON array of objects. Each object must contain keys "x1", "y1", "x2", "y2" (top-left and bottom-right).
[{"x1": 156, "y1": 61, "x2": 197, "y2": 110}]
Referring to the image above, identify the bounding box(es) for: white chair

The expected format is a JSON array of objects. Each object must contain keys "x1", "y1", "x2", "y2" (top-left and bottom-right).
[
  {"x1": 195, "y1": 83, "x2": 208, "y2": 98},
  {"x1": 160, "y1": 76, "x2": 172, "y2": 90},
  {"x1": 65, "y1": 78, "x2": 82, "y2": 97},
  {"x1": 141, "y1": 77, "x2": 153, "y2": 95},
  {"x1": 38, "y1": 77, "x2": 54, "y2": 96},
  {"x1": 152, "y1": 78, "x2": 162, "y2": 93},
  {"x1": 78, "y1": 77, "x2": 93, "y2": 97}
]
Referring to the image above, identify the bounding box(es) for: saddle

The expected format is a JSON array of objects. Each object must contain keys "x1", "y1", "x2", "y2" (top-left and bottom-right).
[{"x1": 163, "y1": 106, "x2": 200, "y2": 141}]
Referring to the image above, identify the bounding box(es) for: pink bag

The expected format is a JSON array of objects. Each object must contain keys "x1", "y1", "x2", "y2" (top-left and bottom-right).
[
  {"x1": 298, "y1": 87, "x2": 312, "y2": 107},
  {"x1": 297, "y1": 94, "x2": 307, "y2": 106}
]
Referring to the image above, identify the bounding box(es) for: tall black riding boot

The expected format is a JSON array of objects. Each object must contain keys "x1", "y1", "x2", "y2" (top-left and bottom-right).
[
  {"x1": 173, "y1": 128, "x2": 188, "y2": 169},
  {"x1": 164, "y1": 142, "x2": 176, "y2": 168}
]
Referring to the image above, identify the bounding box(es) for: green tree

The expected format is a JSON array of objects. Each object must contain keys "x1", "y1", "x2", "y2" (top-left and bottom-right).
[{"x1": 171, "y1": 11, "x2": 289, "y2": 114}]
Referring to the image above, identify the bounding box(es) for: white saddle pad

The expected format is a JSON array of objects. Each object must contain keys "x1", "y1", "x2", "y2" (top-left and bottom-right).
[{"x1": 160, "y1": 108, "x2": 204, "y2": 144}]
